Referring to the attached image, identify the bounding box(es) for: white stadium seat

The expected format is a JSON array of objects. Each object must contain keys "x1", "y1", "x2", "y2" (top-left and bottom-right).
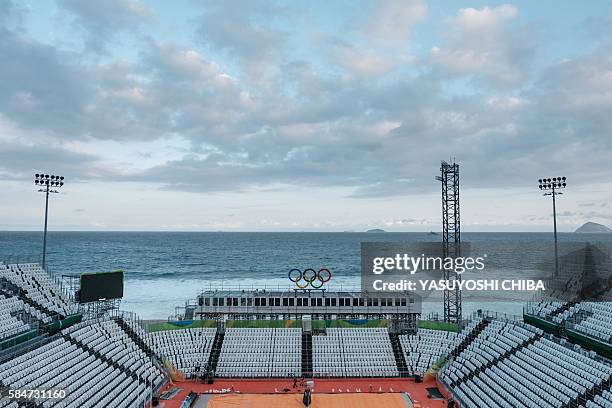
[
  {"x1": 216, "y1": 328, "x2": 301, "y2": 378},
  {"x1": 312, "y1": 328, "x2": 398, "y2": 378}
]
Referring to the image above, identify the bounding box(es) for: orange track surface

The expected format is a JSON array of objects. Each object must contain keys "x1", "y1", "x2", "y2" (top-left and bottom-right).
[
  {"x1": 207, "y1": 393, "x2": 408, "y2": 408},
  {"x1": 157, "y1": 377, "x2": 447, "y2": 408}
]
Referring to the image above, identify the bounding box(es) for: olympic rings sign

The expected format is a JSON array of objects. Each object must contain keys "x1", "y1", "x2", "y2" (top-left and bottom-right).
[{"x1": 288, "y1": 268, "x2": 332, "y2": 289}]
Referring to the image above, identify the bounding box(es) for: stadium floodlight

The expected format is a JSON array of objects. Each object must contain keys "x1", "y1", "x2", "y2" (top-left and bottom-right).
[
  {"x1": 34, "y1": 173, "x2": 65, "y2": 270},
  {"x1": 538, "y1": 176, "x2": 567, "y2": 277}
]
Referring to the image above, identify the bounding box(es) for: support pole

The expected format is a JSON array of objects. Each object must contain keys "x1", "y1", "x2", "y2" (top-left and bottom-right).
[
  {"x1": 552, "y1": 186, "x2": 558, "y2": 278},
  {"x1": 42, "y1": 184, "x2": 50, "y2": 270}
]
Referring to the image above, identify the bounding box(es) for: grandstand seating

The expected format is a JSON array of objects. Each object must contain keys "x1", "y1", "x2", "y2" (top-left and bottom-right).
[
  {"x1": 525, "y1": 299, "x2": 565, "y2": 323},
  {"x1": 120, "y1": 316, "x2": 148, "y2": 339},
  {"x1": 0, "y1": 333, "x2": 151, "y2": 408},
  {"x1": 66, "y1": 319, "x2": 164, "y2": 388},
  {"x1": 4, "y1": 260, "x2": 612, "y2": 408},
  {"x1": 216, "y1": 328, "x2": 301, "y2": 378},
  {"x1": 0, "y1": 397, "x2": 19, "y2": 408},
  {"x1": 312, "y1": 328, "x2": 398, "y2": 377},
  {"x1": 399, "y1": 329, "x2": 457, "y2": 375},
  {"x1": 586, "y1": 389, "x2": 612, "y2": 408},
  {"x1": 0, "y1": 294, "x2": 32, "y2": 340},
  {"x1": 0, "y1": 263, "x2": 163, "y2": 407},
  {"x1": 574, "y1": 303, "x2": 612, "y2": 343},
  {"x1": 526, "y1": 299, "x2": 612, "y2": 343},
  {"x1": 148, "y1": 328, "x2": 216, "y2": 377},
  {"x1": 441, "y1": 319, "x2": 612, "y2": 408},
  {"x1": 0, "y1": 263, "x2": 77, "y2": 318}
]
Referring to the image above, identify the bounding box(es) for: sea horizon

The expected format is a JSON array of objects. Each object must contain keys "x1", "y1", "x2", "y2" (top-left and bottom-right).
[{"x1": 2, "y1": 230, "x2": 611, "y2": 319}]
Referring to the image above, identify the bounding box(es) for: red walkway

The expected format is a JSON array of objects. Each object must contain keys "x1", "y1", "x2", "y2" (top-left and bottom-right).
[{"x1": 156, "y1": 377, "x2": 448, "y2": 408}]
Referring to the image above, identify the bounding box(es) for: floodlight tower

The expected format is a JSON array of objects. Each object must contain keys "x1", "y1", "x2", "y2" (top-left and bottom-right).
[
  {"x1": 436, "y1": 161, "x2": 462, "y2": 324},
  {"x1": 34, "y1": 173, "x2": 65, "y2": 269},
  {"x1": 539, "y1": 176, "x2": 567, "y2": 277}
]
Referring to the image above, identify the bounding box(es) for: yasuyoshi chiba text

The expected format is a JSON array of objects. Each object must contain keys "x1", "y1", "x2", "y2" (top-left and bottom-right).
[{"x1": 372, "y1": 279, "x2": 546, "y2": 292}]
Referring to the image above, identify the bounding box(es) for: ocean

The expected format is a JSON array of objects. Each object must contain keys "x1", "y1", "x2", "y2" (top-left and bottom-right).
[{"x1": 1, "y1": 231, "x2": 611, "y2": 319}]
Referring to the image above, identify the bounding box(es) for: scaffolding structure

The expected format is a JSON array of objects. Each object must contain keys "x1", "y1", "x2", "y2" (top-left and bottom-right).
[
  {"x1": 436, "y1": 160, "x2": 462, "y2": 324},
  {"x1": 58, "y1": 274, "x2": 80, "y2": 303}
]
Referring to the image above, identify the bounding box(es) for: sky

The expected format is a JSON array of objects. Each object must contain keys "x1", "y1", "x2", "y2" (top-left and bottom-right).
[{"x1": 0, "y1": 0, "x2": 611, "y2": 232}]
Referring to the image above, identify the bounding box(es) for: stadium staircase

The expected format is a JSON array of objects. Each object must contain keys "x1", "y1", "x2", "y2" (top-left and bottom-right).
[
  {"x1": 388, "y1": 333, "x2": 410, "y2": 377},
  {"x1": 64, "y1": 333, "x2": 133, "y2": 376},
  {"x1": 549, "y1": 300, "x2": 579, "y2": 318},
  {"x1": 450, "y1": 318, "x2": 492, "y2": 358},
  {"x1": 63, "y1": 334, "x2": 144, "y2": 407},
  {"x1": 0, "y1": 282, "x2": 58, "y2": 320},
  {"x1": 567, "y1": 376, "x2": 612, "y2": 408},
  {"x1": 449, "y1": 332, "x2": 544, "y2": 387},
  {"x1": 301, "y1": 332, "x2": 313, "y2": 377},
  {"x1": 207, "y1": 327, "x2": 225, "y2": 375},
  {"x1": 114, "y1": 316, "x2": 155, "y2": 357},
  {"x1": 11, "y1": 309, "x2": 39, "y2": 326}
]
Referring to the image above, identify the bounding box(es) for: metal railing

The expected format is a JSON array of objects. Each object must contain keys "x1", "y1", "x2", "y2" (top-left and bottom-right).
[
  {"x1": 471, "y1": 309, "x2": 522, "y2": 322},
  {"x1": 195, "y1": 283, "x2": 363, "y2": 292}
]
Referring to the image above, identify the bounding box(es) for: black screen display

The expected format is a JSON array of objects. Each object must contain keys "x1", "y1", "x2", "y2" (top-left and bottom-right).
[{"x1": 79, "y1": 271, "x2": 124, "y2": 303}]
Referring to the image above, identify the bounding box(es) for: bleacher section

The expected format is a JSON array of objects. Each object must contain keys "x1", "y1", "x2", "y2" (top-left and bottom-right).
[
  {"x1": 399, "y1": 329, "x2": 457, "y2": 375},
  {"x1": 65, "y1": 318, "x2": 164, "y2": 387},
  {"x1": 0, "y1": 261, "x2": 168, "y2": 407},
  {"x1": 526, "y1": 299, "x2": 612, "y2": 345},
  {"x1": 0, "y1": 397, "x2": 18, "y2": 408},
  {"x1": 115, "y1": 316, "x2": 156, "y2": 357},
  {"x1": 448, "y1": 318, "x2": 489, "y2": 357},
  {"x1": 0, "y1": 294, "x2": 32, "y2": 340},
  {"x1": 216, "y1": 328, "x2": 301, "y2": 378},
  {"x1": 575, "y1": 303, "x2": 612, "y2": 343},
  {"x1": 149, "y1": 328, "x2": 216, "y2": 377},
  {"x1": 587, "y1": 389, "x2": 612, "y2": 408},
  {"x1": 526, "y1": 299, "x2": 569, "y2": 323},
  {"x1": 312, "y1": 328, "x2": 398, "y2": 377},
  {"x1": 0, "y1": 263, "x2": 77, "y2": 319},
  {"x1": 441, "y1": 319, "x2": 612, "y2": 408},
  {"x1": 4, "y1": 259, "x2": 612, "y2": 408},
  {"x1": 0, "y1": 332, "x2": 151, "y2": 408}
]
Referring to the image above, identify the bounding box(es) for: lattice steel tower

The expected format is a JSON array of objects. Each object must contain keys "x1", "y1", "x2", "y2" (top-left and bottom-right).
[{"x1": 436, "y1": 161, "x2": 462, "y2": 324}]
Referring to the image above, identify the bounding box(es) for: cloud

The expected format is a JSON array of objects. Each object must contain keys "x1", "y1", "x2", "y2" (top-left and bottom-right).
[
  {"x1": 318, "y1": 34, "x2": 395, "y2": 77},
  {"x1": 57, "y1": 0, "x2": 153, "y2": 54},
  {"x1": 577, "y1": 13, "x2": 612, "y2": 45},
  {"x1": 194, "y1": 0, "x2": 292, "y2": 83},
  {"x1": 0, "y1": 1, "x2": 610, "y2": 204},
  {"x1": 429, "y1": 4, "x2": 538, "y2": 87},
  {"x1": 0, "y1": 0, "x2": 25, "y2": 28},
  {"x1": 358, "y1": 0, "x2": 427, "y2": 46},
  {"x1": 0, "y1": 29, "x2": 95, "y2": 138},
  {"x1": 0, "y1": 139, "x2": 100, "y2": 180},
  {"x1": 530, "y1": 47, "x2": 612, "y2": 120},
  {"x1": 578, "y1": 211, "x2": 612, "y2": 221}
]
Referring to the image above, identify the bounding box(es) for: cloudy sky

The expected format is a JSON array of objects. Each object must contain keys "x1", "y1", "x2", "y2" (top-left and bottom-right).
[{"x1": 0, "y1": 0, "x2": 611, "y2": 231}]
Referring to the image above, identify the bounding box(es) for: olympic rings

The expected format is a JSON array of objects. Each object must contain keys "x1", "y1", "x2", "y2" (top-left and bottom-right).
[
  {"x1": 288, "y1": 268, "x2": 302, "y2": 281},
  {"x1": 303, "y1": 268, "x2": 317, "y2": 282},
  {"x1": 288, "y1": 268, "x2": 332, "y2": 289}
]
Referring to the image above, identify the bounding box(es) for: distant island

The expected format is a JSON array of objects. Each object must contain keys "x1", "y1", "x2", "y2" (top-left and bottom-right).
[
  {"x1": 574, "y1": 221, "x2": 612, "y2": 233},
  {"x1": 366, "y1": 229, "x2": 386, "y2": 233}
]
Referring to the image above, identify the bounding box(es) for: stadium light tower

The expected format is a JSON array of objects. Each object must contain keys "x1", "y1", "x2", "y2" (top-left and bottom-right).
[
  {"x1": 539, "y1": 176, "x2": 567, "y2": 277},
  {"x1": 436, "y1": 161, "x2": 462, "y2": 325},
  {"x1": 34, "y1": 173, "x2": 65, "y2": 270}
]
